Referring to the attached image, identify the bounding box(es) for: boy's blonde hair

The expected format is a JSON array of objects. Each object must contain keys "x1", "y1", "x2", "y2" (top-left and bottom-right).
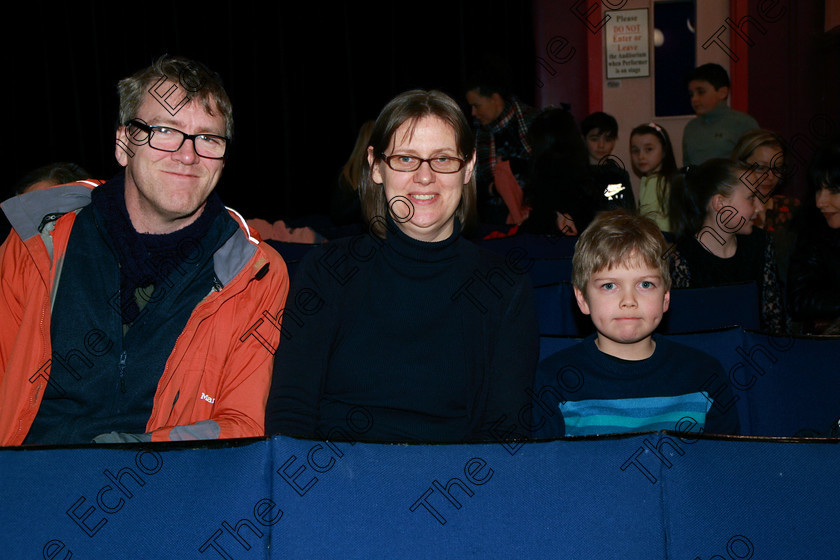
[{"x1": 572, "y1": 209, "x2": 671, "y2": 293}]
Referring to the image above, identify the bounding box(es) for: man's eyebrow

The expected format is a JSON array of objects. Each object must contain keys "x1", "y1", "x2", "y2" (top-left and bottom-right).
[{"x1": 144, "y1": 116, "x2": 224, "y2": 135}]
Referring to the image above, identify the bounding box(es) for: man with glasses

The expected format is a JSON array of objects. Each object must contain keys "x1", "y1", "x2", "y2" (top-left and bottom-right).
[{"x1": 0, "y1": 56, "x2": 289, "y2": 445}]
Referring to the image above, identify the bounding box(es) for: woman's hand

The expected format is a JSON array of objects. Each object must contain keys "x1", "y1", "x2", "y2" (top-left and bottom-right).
[{"x1": 556, "y1": 211, "x2": 578, "y2": 236}]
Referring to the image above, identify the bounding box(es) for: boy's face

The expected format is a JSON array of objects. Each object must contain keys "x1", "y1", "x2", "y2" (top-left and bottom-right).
[
  {"x1": 574, "y1": 258, "x2": 670, "y2": 360},
  {"x1": 585, "y1": 129, "x2": 616, "y2": 164},
  {"x1": 688, "y1": 80, "x2": 728, "y2": 116}
]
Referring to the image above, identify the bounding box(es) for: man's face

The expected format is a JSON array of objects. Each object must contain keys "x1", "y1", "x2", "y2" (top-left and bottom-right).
[
  {"x1": 585, "y1": 129, "x2": 617, "y2": 164},
  {"x1": 688, "y1": 80, "x2": 728, "y2": 116},
  {"x1": 574, "y1": 258, "x2": 670, "y2": 360},
  {"x1": 115, "y1": 86, "x2": 226, "y2": 234},
  {"x1": 466, "y1": 90, "x2": 504, "y2": 126}
]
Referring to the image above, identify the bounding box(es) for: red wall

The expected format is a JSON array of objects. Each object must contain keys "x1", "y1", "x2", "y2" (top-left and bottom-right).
[{"x1": 532, "y1": 0, "x2": 593, "y2": 122}]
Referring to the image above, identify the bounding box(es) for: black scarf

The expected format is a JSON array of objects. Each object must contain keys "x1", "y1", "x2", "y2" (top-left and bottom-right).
[{"x1": 90, "y1": 172, "x2": 223, "y2": 324}]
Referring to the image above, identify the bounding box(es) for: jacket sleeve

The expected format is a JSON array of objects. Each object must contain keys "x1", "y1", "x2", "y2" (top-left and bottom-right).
[
  {"x1": 0, "y1": 231, "x2": 28, "y2": 376},
  {"x1": 146, "y1": 248, "x2": 290, "y2": 442},
  {"x1": 475, "y1": 272, "x2": 539, "y2": 442}
]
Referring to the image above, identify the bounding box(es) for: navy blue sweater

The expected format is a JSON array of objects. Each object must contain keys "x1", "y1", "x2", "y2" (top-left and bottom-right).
[
  {"x1": 266, "y1": 219, "x2": 539, "y2": 442},
  {"x1": 534, "y1": 334, "x2": 740, "y2": 439}
]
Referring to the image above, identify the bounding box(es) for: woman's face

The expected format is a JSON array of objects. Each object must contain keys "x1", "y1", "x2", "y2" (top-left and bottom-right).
[
  {"x1": 630, "y1": 134, "x2": 664, "y2": 175},
  {"x1": 745, "y1": 144, "x2": 784, "y2": 201},
  {"x1": 816, "y1": 185, "x2": 840, "y2": 229},
  {"x1": 369, "y1": 116, "x2": 474, "y2": 242}
]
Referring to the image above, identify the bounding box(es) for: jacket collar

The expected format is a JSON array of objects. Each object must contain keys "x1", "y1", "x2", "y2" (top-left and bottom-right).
[{"x1": 1, "y1": 180, "x2": 261, "y2": 287}]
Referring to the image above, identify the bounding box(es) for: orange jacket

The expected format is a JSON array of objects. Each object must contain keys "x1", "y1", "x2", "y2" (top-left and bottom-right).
[{"x1": 0, "y1": 181, "x2": 289, "y2": 445}]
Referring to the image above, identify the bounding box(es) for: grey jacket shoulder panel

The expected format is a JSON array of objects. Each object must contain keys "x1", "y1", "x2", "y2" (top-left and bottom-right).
[
  {"x1": 1, "y1": 184, "x2": 95, "y2": 241},
  {"x1": 2, "y1": 184, "x2": 267, "y2": 288},
  {"x1": 215, "y1": 208, "x2": 259, "y2": 286}
]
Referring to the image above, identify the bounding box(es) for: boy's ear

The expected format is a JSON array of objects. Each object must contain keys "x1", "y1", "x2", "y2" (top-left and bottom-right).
[
  {"x1": 715, "y1": 85, "x2": 729, "y2": 102},
  {"x1": 663, "y1": 290, "x2": 671, "y2": 313},
  {"x1": 573, "y1": 285, "x2": 591, "y2": 315}
]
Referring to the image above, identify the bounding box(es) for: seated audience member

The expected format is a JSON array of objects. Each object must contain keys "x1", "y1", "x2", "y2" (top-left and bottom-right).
[
  {"x1": 631, "y1": 123, "x2": 678, "y2": 232},
  {"x1": 788, "y1": 142, "x2": 840, "y2": 333},
  {"x1": 0, "y1": 56, "x2": 289, "y2": 445},
  {"x1": 683, "y1": 63, "x2": 759, "y2": 166},
  {"x1": 731, "y1": 129, "x2": 788, "y2": 228},
  {"x1": 266, "y1": 89, "x2": 539, "y2": 442},
  {"x1": 331, "y1": 120, "x2": 375, "y2": 227},
  {"x1": 580, "y1": 111, "x2": 634, "y2": 210},
  {"x1": 14, "y1": 162, "x2": 91, "y2": 195},
  {"x1": 1, "y1": 162, "x2": 92, "y2": 242},
  {"x1": 465, "y1": 63, "x2": 538, "y2": 224},
  {"x1": 668, "y1": 159, "x2": 788, "y2": 334},
  {"x1": 520, "y1": 107, "x2": 600, "y2": 236},
  {"x1": 536, "y1": 210, "x2": 739, "y2": 437}
]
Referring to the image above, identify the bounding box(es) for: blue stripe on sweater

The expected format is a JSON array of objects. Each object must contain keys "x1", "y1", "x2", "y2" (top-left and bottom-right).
[{"x1": 560, "y1": 393, "x2": 712, "y2": 436}]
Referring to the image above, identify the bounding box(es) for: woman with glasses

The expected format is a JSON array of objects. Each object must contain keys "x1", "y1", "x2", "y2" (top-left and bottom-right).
[
  {"x1": 731, "y1": 129, "x2": 788, "y2": 229},
  {"x1": 265, "y1": 90, "x2": 538, "y2": 442}
]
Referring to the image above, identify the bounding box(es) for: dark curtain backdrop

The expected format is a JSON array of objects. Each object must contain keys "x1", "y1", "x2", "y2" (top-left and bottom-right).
[{"x1": 7, "y1": 2, "x2": 535, "y2": 222}]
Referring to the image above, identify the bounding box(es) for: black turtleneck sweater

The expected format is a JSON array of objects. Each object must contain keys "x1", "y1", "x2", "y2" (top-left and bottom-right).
[{"x1": 266, "y1": 218, "x2": 539, "y2": 442}]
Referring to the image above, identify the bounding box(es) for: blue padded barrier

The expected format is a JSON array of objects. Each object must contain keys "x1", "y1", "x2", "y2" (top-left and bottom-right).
[
  {"x1": 538, "y1": 328, "x2": 840, "y2": 437},
  {"x1": 1, "y1": 435, "x2": 837, "y2": 558},
  {"x1": 661, "y1": 436, "x2": 839, "y2": 558},
  {"x1": 534, "y1": 283, "x2": 592, "y2": 337},
  {"x1": 737, "y1": 332, "x2": 837, "y2": 437},
  {"x1": 663, "y1": 282, "x2": 760, "y2": 333},
  {"x1": 528, "y1": 258, "x2": 574, "y2": 286},
  {"x1": 536, "y1": 283, "x2": 761, "y2": 336},
  {"x1": 670, "y1": 329, "x2": 840, "y2": 436}
]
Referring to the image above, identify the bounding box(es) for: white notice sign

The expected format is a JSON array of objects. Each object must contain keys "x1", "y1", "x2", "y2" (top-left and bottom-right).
[{"x1": 605, "y1": 9, "x2": 650, "y2": 79}]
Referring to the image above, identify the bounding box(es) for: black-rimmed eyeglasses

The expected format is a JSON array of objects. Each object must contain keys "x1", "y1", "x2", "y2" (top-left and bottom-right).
[
  {"x1": 379, "y1": 153, "x2": 467, "y2": 173},
  {"x1": 125, "y1": 119, "x2": 229, "y2": 159}
]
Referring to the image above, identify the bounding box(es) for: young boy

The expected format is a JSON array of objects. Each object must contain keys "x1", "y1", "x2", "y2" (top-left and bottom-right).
[
  {"x1": 682, "y1": 63, "x2": 758, "y2": 166},
  {"x1": 581, "y1": 112, "x2": 635, "y2": 210},
  {"x1": 535, "y1": 210, "x2": 740, "y2": 437}
]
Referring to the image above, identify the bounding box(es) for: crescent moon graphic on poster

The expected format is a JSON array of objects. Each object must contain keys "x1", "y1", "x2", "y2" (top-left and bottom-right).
[{"x1": 687, "y1": 18, "x2": 696, "y2": 34}]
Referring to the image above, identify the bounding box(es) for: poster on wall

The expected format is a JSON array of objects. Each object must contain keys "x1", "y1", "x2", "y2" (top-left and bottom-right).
[{"x1": 605, "y1": 8, "x2": 650, "y2": 79}]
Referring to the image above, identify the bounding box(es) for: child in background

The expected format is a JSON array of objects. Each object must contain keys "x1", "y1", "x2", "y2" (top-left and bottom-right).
[
  {"x1": 630, "y1": 123, "x2": 678, "y2": 232},
  {"x1": 581, "y1": 111, "x2": 634, "y2": 211},
  {"x1": 668, "y1": 158, "x2": 788, "y2": 335},
  {"x1": 534, "y1": 210, "x2": 739, "y2": 438},
  {"x1": 683, "y1": 63, "x2": 759, "y2": 166}
]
